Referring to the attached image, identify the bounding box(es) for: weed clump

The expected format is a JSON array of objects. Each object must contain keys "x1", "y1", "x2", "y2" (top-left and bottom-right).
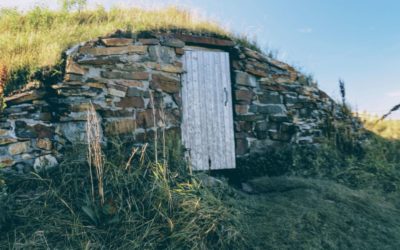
[{"x1": 0, "y1": 142, "x2": 244, "y2": 249}]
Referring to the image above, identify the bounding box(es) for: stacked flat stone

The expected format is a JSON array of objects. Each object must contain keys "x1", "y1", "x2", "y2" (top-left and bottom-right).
[{"x1": 0, "y1": 30, "x2": 363, "y2": 173}]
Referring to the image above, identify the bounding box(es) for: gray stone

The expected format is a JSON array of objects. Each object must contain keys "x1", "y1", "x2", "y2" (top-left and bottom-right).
[
  {"x1": 235, "y1": 70, "x2": 250, "y2": 86},
  {"x1": 255, "y1": 121, "x2": 268, "y2": 132},
  {"x1": 101, "y1": 70, "x2": 149, "y2": 80},
  {"x1": 241, "y1": 183, "x2": 254, "y2": 193},
  {"x1": 56, "y1": 122, "x2": 88, "y2": 143},
  {"x1": 269, "y1": 114, "x2": 289, "y2": 122},
  {"x1": 161, "y1": 38, "x2": 185, "y2": 48},
  {"x1": 198, "y1": 175, "x2": 224, "y2": 187},
  {"x1": 257, "y1": 104, "x2": 287, "y2": 115},
  {"x1": 297, "y1": 136, "x2": 313, "y2": 144},
  {"x1": 259, "y1": 92, "x2": 282, "y2": 104},
  {"x1": 149, "y1": 46, "x2": 176, "y2": 63},
  {"x1": 249, "y1": 139, "x2": 275, "y2": 154},
  {"x1": 33, "y1": 155, "x2": 58, "y2": 173},
  {"x1": 236, "y1": 114, "x2": 265, "y2": 121},
  {"x1": 127, "y1": 87, "x2": 148, "y2": 97}
]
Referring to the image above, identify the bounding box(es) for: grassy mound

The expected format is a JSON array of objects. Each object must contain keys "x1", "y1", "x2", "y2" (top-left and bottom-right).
[
  {"x1": 0, "y1": 145, "x2": 244, "y2": 249},
  {"x1": 237, "y1": 176, "x2": 400, "y2": 250},
  {"x1": 0, "y1": 6, "x2": 257, "y2": 95}
]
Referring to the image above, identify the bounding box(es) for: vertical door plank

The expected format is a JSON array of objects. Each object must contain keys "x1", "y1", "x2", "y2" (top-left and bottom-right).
[{"x1": 222, "y1": 52, "x2": 236, "y2": 169}]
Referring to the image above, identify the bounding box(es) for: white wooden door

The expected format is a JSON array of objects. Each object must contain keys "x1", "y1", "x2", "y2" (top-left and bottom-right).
[{"x1": 181, "y1": 50, "x2": 236, "y2": 170}]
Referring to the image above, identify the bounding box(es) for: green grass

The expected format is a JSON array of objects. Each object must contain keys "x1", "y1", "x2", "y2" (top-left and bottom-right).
[
  {"x1": 0, "y1": 143, "x2": 244, "y2": 249},
  {"x1": 0, "y1": 6, "x2": 259, "y2": 95},
  {"x1": 236, "y1": 176, "x2": 400, "y2": 250},
  {"x1": 1, "y1": 132, "x2": 400, "y2": 249},
  {"x1": 359, "y1": 112, "x2": 400, "y2": 139}
]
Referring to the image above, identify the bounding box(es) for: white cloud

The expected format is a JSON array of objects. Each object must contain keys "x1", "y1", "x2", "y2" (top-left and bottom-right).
[
  {"x1": 297, "y1": 27, "x2": 313, "y2": 33},
  {"x1": 386, "y1": 91, "x2": 400, "y2": 97}
]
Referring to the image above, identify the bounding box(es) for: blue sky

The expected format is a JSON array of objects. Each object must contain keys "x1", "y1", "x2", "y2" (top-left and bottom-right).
[{"x1": 2, "y1": 0, "x2": 400, "y2": 118}]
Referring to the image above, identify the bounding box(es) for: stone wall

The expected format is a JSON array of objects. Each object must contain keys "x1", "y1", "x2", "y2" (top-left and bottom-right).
[
  {"x1": 230, "y1": 47, "x2": 361, "y2": 156},
  {"x1": 0, "y1": 31, "x2": 361, "y2": 173}
]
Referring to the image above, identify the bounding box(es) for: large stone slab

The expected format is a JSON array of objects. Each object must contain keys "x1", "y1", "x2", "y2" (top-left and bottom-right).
[
  {"x1": 8, "y1": 141, "x2": 31, "y2": 155},
  {"x1": 79, "y1": 45, "x2": 147, "y2": 56},
  {"x1": 174, "y1": 34, "x2": 235, "y2": 47},
  {"x1": 150, "y1": 74, "x2": 180, "y2": 93},
  {"x1": 5, "y1": 90, "x2": 46, "y2": 105},
  {"x1": 116, "y1": 97, "x2": 145, "y2": 108},
  {"x1": 101, "y1": 70, "x2": 149, "y2": 80},
  {"x1": 101, "y1": 38, "x2": 134, "y2": 47},
  {"x1": 104, "y1": 119, "x2": 137, "y2": 135}
]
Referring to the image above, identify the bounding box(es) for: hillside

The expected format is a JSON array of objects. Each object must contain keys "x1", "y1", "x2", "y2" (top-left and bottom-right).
[{"x1": 1, "y1": 5, "x2": 400, "y2": 250}]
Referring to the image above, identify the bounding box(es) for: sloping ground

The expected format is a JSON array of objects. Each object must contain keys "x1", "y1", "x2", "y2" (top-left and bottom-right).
[
  {"x1": 236, "y1": 176, "x2": 400, "y2": 250},
  {"x1": 359, "y1": 113, "x2": 400, "y2": 139}
]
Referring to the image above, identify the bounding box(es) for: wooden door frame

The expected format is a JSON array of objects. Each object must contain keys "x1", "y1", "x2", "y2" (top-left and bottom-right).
[{"x1": 180, "y1": 48, "x2": 236, "y2": 170}]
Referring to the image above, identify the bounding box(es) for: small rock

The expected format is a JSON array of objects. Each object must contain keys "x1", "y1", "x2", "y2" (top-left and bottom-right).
[
  {"x1": 8, "y1": 141, "x2": 31, "y2": 155},
  {"x1": 161, "y1": 38, "x2": 185, "y2": 48},
  {"x1": 33, "y1": 155, "x2": 58, "y2": 173},
  {"x1": 241, "y1": 183, "x2": 254, "y2": 193},
  {"x1": 36, "y1": 138, "x2": 52, "y2": 151},
  {"x1": 199, "y1": 175, "x2": 223, "y2": 187}
]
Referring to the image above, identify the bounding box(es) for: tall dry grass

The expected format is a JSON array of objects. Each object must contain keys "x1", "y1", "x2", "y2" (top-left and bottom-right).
[
  {"x1": 0, "y1": 110, "x2": 244, "y2": 249},
  {"x1": 86, "y1": 102, "x2": 104, "y2": 204}
]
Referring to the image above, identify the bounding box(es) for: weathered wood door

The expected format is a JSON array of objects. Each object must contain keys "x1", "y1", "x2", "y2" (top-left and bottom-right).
[{"x1": 181, "y1": 50, "x2": 236, "y2": 170}]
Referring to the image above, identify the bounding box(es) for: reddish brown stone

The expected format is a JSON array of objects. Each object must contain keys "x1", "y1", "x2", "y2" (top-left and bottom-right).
[
  {"x1": 66, "y1": 58, "x2": 87, "y2": 75},
  {"x1": 237, "y1": 121, "x2": 253, "y2": 132},
  {"x1": 113, "y1": 79, "x2": 144, "y2": 88},
  {"x1": 36, "y1": 138, "x2": 52, "y2": 150},
  {"x1": 101, "y1": 38, "x2": 133, "y2": 46},
  {"x1": 243, "y1": 48, "x2": 268, "y2": 62},
  {"x1": 0, "y1": 138, "x2": 17, "y2": 145},
  {"x1": 235, "y1": 104, "x2": 249, "y2": 115},
  {"x1": 87, "y1": 82, "x2": 107, "y2": 89},
  {"x1": 138, "y1": 38, "x2": 159, "y2": 45},
  {"x1": 116, "y1": 97, "x2": 144, "y2": 108},
  {"x1": 235, "y1": 89, "x2": 253, "y2": 104},
  {"x1": 174, "y1": 34, "x2": 235, "y2": 47},
  {"x1": 34, "y1": 124, "x2": 54, "y2": 138},
  {"x1": 245, "y1": 67, "x2": 268, "y2": 78},
  {"x1": 160, "y1": 64, "x2": 183, "y2": 73},
  {"x1": 175, "y1": 48, "x2": 184, "y2": 55},
  {"x1": 272, "y1": 74, "x2": 295, "y2": 84},
  {"x1": 150, "y1": 74, "x2": 180, "y2": 93}
]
